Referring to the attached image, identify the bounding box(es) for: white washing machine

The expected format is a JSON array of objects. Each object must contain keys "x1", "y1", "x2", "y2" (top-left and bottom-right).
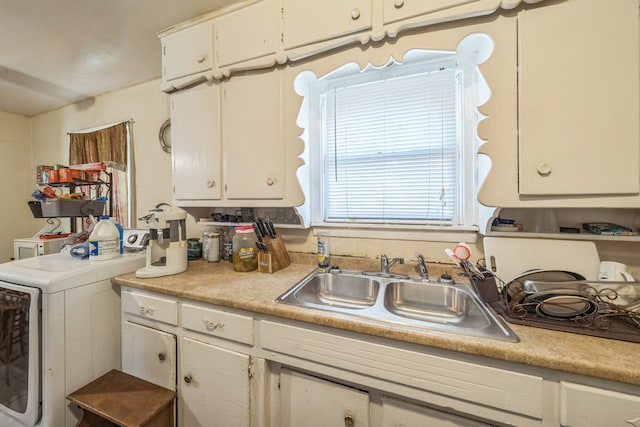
[{"x1": 0, "y1": 250, "x2": 146, "y2": 427}]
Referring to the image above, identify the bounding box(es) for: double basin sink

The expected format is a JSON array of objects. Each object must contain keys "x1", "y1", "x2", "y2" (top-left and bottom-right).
[{"x1": 276, "y1": 270, "x2": 518, "y2": 342}]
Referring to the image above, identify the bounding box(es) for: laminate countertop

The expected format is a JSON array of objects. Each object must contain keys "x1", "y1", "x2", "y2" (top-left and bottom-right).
[{"x1": 112, "y1": 255, "x2": 640, "y2": 386}]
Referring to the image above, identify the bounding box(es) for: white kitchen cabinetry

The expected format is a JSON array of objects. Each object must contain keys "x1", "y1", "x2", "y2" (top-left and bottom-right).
[
  {"x1": 381, "y1": 396, "x2": 492, "y2": 427},
  {"x1": 121, "y1": 321, "x2": 177, "y2": 391},
  {"x1": 517, "y1": 0, "x2": 639, "y2": 197},
  {"x1": 161, "y1": 21, "x2": 214, "y2": 90},
  {"x1": 261, "y1": 320, "x2": 544, "y2": 426},
  {"x1": 382, "y1": 0, "x2": 480, "y2": 25},
  {"x1": 560, "y1": 382, "x2": 640, "y2": 427},
  {"x1": 120, "y1": 288, "x2": 259, "y2": 427},
  {"x1": 279, "y1": 369, "x2": 369, "y2": 427},
  {"x1": 221, "y1": 68, "x2": 284, "y2": 200},
  {"x1": 281, "y1": 0, "x2": 372, "y2": 53},
  {"x1": 171, "y1": 81, "x2": 222, "y2": 202},
  {"x1": 180, "y1": 337, "x2": 252, "y2": 426},
  {"x1": 215, "y1": 0, "x2": 279, "y2": 72}
]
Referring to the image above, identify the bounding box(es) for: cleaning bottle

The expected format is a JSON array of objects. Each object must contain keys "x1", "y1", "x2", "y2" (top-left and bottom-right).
[
  {"x1": 110, "y1": 217, "x2": 124, "y2": 254},
  {"x1": 317, "y1": 233, "x2": 330, "y2": 273},
  {"x1": 89, "y1": 216, "x2": 120, "y2": 261}
]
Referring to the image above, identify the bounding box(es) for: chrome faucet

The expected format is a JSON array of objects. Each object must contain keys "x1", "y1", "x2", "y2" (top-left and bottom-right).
[
  {"x1": 380, "y1": 254, "x2": 404, "y2": 274},
  {"x1": 415, "y1": 252, "x2": 429, "y2": 281}
]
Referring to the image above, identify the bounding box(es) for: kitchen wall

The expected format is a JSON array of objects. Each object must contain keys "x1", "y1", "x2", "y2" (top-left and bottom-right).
[{"x1": 0, "y1": 111, "x2": 33, "y2": 261}]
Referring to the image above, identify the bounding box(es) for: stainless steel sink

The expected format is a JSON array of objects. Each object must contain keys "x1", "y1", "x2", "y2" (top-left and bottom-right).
[
  {"x1": 276, "y1": 270, "x2": 518, "y2": 342},
  {"x1": 288, "y1": 273, "x2": 379, "y2": 309},
  {"x1": 383, "y1": 281, "x2": 490, "y2": 327}
]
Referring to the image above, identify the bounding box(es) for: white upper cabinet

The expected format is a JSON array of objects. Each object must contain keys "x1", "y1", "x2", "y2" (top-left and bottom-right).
[
  {"x1": 382, "y1": 0, "x2": 480, "y2": 25},
  {"x1": 517, "y1": 0, "x2": 639, "y2": 196},
  {"x1": 281, "y1": 0, "x2": 372, "y2": 50},
  {"x1": 215, "y1": 0, "x2": 279, "y2": 70},
  {"x1": 221, "y1": 69, "x2": 284, "y2": 200},
  {"x1": 162, "y1": 21, "x2": 214, "y2": 87},
  {"x1": 171, "y1": 81, "x2": 222, "y2": 201}
]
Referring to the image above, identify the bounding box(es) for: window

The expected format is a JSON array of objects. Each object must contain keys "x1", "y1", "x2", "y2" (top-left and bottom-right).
[{"x1": 296, "y1": 33, "x2": 493, "y2": 237}]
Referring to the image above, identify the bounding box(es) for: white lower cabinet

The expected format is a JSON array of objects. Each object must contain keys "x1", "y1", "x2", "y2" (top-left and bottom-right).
[
  {"x1": 120, "y1": 287, "x2": 640, "y2": 427},
  {"x1": 279, "y1": 369, "x2": 369, "y2": 427},
  {"x1": 180, "y1": 337, "x2": 252, "y2": 426},
  {"x1": 121, "y1": 320, "x2": 177, "y2": 391},
  {"x1": 381, "y1": 396, "x2": 493, "y2": 427},
  {"x1": 560, "y1": 382, "x2": 640, "y2": 427}
]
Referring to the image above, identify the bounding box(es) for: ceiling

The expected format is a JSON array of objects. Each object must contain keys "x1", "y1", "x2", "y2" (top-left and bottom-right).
[{"x1": 0, "y1": 0, "x2": 242, "y2": 117}]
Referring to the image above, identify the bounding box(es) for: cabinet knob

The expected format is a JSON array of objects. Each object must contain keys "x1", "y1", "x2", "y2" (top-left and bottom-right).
[
  {"x1": 207, "y1": 179, "x2": 216, "y2": 188},
  {"x1": 184, "y1": 374, "x2": 193, "y2": 384},
  {"x1": 197, "y1": 55, "x2": 206, "y2": 63},
  {"x1": 536, "y1": 163, "x2": 552, "y2": 176},
  {"x1": 351, "y1": 8, "x2": 361, "y2": 20},
  {"x1": 344, "y1": 413, "x2": 354, "y2": 427},
  {"x1": 266, "y1": 177, "x2": 274, "y2": 186},
  {"x1": 158, "y1": 352, "x2": 166, "y2": 362},
  {"x1": 394, "y1": 0, "x2": 405, "y2": 8}
]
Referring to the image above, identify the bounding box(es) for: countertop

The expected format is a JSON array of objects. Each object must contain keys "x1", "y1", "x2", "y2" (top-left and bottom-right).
[{"x1": 112, "y1": 255, "x2": 640, "y2": 386}]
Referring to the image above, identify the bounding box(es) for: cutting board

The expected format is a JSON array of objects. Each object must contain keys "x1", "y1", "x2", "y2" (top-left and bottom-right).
[{"x1": 482, "y1": 237, "x2": 600, "y2": 283}]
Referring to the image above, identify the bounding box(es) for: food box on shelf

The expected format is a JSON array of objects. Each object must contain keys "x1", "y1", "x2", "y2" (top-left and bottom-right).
[{"x1": 40, "y1": 199, "x2": 106, "y2": 217}]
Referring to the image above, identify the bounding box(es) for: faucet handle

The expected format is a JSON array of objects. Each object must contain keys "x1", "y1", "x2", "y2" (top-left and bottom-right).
[{"x1": 415, "y1": 252, "x2": 429, "y2": 280}]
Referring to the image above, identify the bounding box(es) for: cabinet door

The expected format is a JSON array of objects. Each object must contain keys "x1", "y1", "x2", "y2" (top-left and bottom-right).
[
  {"x1": 382, "y1": 396, "x2": 493, "y2": 427},
  {"x1": 382, "y1": 0, "x2": 479, "y2": 25},
  {"x1": 279, "y1": 369, "x2": 369, "y2": 427},
  {"x1": 180, "y1": 337, "x2": 251, "y2": 427},
  {"x1": 560, "y1": 382, "x2": 640, "y2": 427},
  {"x1": 221, "y1": 69, "x2": 284, "y2": 199},
  {"x1": 162, "y1": 21, "x2": 214, "y2": 82},
  {"x1": 121, "y1": 321, "x2": 177, "y2": 391},
  {"x1": 518, "y1": 0, "x2": 639, "y2": 196},
  {"x1": 171, "y1": 81, "x2": 222, "y2": 201},
  {"x1": 215, "y1": 0, "x2": 278, "y2": 68},
  {"x1": 282, "y1": 0, "x2": 372, "y2": 50}
]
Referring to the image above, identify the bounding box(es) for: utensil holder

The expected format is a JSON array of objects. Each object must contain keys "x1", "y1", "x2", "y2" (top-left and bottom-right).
[{"x1": 259, "y1": 235, "x2": 290, "y2": 273}]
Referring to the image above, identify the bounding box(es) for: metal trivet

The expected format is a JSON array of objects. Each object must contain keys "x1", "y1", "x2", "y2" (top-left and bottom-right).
[{"x1": 462, "y1": 262, "x2": 640, "y2": 344}]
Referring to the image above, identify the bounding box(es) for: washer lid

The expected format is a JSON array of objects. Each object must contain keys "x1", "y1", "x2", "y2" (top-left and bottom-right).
[{"x1": 0, "y1": 252, "x2": 146, "y2": 293}]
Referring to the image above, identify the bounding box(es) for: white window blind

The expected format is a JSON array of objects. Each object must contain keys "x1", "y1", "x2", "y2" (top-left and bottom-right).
[{"x1": 321, "y1": 66, "x2": 460, "y2": 224}]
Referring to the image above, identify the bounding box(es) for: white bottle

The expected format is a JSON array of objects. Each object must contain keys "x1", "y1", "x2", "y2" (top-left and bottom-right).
[{"x1": 89, "y1": 216, "x2": 121, "y2": 261}]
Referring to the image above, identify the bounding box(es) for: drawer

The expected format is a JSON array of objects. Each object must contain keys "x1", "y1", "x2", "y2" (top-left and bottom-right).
[
  {"x1": 121, "y1": 290, "x2": 178, "y2": 326},
  {"x1": 182, "y1": 303, "x2": 253, "y2": 345}
]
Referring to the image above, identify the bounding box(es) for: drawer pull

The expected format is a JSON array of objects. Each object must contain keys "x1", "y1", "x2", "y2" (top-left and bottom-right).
[
  {"x1": 202, "y1": 319, "x2": 225, "y2": 330},
  {"x1": 344, "y1": 413, "x2": 354, "y2": 426},
  {"x1": 394, "y1": 0, "x2": 404, "y2": 8},
  {"x1": 197, "y1": 55, "x2": 206, "y2": 63},
  {"x1": 351, "y1": 8, "x2": 360, "y2": 20},
  {"x1": 184, "y1": 374, "x2": 193, "y2": 384},
  {"x1": 139, "y1": 305, "x2": 156, "y2": 316},
  {"x1": 158, "y1": 352, "x2": 166, "y2": 362}
]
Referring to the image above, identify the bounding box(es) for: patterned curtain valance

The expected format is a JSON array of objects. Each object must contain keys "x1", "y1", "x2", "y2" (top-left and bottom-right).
[{"x1": 68, "y1": 121, "x2": 127, "y2": 170}]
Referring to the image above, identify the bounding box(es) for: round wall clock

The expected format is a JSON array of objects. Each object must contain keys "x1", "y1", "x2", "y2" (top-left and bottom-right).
[{"x1": 159, "y1": 119, "x2": 171, "y2": 153}]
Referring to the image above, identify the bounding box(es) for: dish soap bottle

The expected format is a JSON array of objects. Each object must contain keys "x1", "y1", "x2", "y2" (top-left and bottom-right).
[{"x1": 317, "y1": 233, "x2": 330, "y2": 273}]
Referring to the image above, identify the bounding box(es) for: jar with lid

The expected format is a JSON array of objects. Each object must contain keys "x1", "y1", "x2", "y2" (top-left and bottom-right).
[{"x1": 232, "y1": 226, "x2": 258, "y2": 272}]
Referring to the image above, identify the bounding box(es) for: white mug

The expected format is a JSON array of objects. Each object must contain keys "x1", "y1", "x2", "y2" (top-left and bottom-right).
[{"x1": 598, "y1": 261, "x2": 634, "y2": 281}]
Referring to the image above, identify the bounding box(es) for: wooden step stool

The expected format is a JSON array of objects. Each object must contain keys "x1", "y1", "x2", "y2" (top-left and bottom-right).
[{"x1": 67, "y1": 369, "x2": 176, "y2": 427}]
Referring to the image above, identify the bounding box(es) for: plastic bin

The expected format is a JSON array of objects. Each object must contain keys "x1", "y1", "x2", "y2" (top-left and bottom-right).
[{"x1": 40, "y1": 199, "x2": 106, "y2": 217}]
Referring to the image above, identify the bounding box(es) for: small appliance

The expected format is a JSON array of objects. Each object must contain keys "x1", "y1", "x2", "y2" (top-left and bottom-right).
[
  {"x1": 13, "y1": 236, "x2": 67, "y2": 260},
  {"x1": 136, "y1": 204, "x2": 188, "y2": 278}
]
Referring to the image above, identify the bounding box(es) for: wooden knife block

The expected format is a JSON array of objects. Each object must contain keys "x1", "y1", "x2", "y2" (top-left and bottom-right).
[{"x1": 258, "y1": 235, "x2": 290, "y2": 273}]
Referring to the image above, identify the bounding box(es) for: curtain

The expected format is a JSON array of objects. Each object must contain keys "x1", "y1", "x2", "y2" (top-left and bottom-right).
[{"x1": 68, "y1": 121, "x2": 130, "y2": 226}]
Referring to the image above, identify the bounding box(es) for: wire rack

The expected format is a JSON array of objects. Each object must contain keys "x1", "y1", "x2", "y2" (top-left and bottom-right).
[{"x1": 461, "y1": 260, "x2": 640, "y2": 344}]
